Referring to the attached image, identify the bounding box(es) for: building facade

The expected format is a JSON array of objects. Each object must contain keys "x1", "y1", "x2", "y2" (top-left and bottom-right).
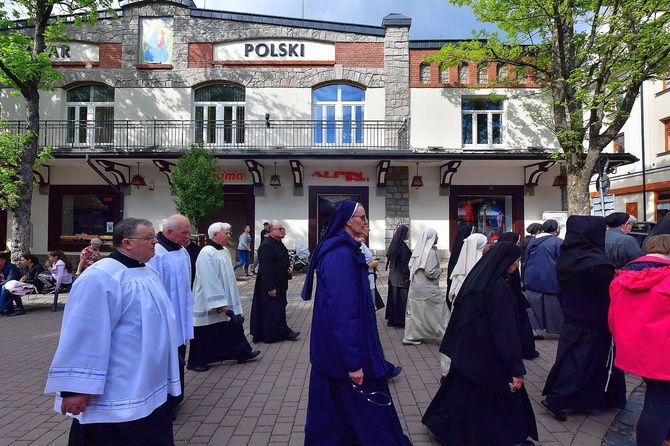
[{"x1": 2, "y1": 0, "x2": 631, "y2": 259}]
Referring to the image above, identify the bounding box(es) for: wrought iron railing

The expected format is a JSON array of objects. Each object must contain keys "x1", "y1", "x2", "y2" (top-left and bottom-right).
[{"x1": 2, "y1": 119, "x2": 410, "y2": 152}]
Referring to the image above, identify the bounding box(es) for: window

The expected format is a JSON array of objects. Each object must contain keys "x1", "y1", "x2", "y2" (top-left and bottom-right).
[
  {"x1": 419, "y1": 63, "x2": 431, "y2": 84},
  {"x1": 516, "y1": 67, "x2": 527, "y2": 84},
  {"x1": 496, "y1": 64, "x2": 507, "y2": 82},
  {"x1": 312, "y1": 84, "x2": 365, "y2": 145},
  {"x1": 66, "y1": 85, "x2": 114, "y2": 146},
  {"x1": 613, "y1": 133, "x2": 625, "y2": 153},
  {"x1": 477, "y1": 64, "x2": 488, "y2": 84},
  {"x1": 462, "y1": 98, "x2": 504, "y2": 145},
  {"x1": 664, "y1": 119, "x2": 670, "y2": 152},
  {"x1": 657, "y1": 191, "x2": 670, "y2": 220},
  {"x1": 193, "y1": 84, "x2": 245, "y2": 145},
  {"x1": 458, "y1": 64, "x2": 469, "y2": 84},
  {"x1": 48, "y1": 185, "x2": 121, "y2": 251},
  {"x1": 439, "y1": 64, "x2": 450, "y2": 83}
]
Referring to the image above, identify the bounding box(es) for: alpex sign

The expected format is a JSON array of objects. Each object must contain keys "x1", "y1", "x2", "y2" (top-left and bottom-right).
[{"x1": 214, "y1": 39, "x2": 335, "y2": 61}]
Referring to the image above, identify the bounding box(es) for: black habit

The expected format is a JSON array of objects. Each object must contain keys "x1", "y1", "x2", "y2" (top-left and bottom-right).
[
  {"x1": 385, "y1": 225, "x2": 411, "y2": 327},
  {"x1": 250, "y1": 236, "x2": 293, "y2": 343}
]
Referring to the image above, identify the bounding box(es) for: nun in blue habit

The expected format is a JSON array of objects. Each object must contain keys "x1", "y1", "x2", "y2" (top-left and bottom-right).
[{"x1": 302, "y1": 200, "x2": 412, "y2": 446}]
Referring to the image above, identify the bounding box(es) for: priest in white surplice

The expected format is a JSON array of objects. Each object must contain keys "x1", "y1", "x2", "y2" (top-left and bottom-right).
[
  {"x1": 187, "y1": 222, "x2": 260, "y2": 372},
  {"x1": 45, "y1": 218, "x2": 181, "y2": 446},
  {"x1": 148, "y1": 214, "x2": 195, "y2": 416}
]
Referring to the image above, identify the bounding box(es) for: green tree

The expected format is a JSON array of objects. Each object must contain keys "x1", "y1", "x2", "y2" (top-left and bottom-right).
[
  {"x1": 170, "y1": 145, "x2": 225, "y2": 227},
  {"x1": 0, "y1": 1, "x2": 113, "y2": 260},
  {"x1": 428, "y1": 0, "x2": 670, "y2": 214}
]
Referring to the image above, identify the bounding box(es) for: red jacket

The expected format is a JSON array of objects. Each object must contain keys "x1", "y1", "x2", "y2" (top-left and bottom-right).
[{"x1": 609, "y1": 256, "x2": 670, "y2": 380}]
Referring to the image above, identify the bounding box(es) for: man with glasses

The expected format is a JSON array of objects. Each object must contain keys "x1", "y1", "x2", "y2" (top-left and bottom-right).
[
  {"x1": 605, "y1": 212, "x2": 643, "y2": 269},
  {"x1": 187, "y1": 222, "x2": 260, "y2": 373},
  {"x1": 250, "y1": 220, "x2": 299, "y2": 343},
  {"x1": 46, "y1": 218, "x2": 181, "y2": 445},
  {"x1": 148, "y1": 214, "x2": 195, "y2": 419}
]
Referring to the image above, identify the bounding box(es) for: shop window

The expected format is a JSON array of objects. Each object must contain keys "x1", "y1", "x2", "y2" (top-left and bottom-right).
[
  {"x1": 66, "y1": 85, "x2": 114, "y2": 146},
  {"x1": 419, "y1": 63, "x2": 431, "y2": 83},
  {"x1": 462, "y1": 97, "x2": 504, "y2": 146},
  {"x1": 657, "y1": 191, "x2": 670, "y2": 220},
  {"x1": 458, "y1": 64, "x2": 469, "y2": 84},
  {"x1": 194, "y1": 84, "x2": 246, "y2": 145},
  {"x1": 613, "y1": 133, "x2": 625, "y2": 153},
  {"x1": 312, "y1": 84, "x2": 365, "y2": 145},
  {"x1": 439, "y1": 64, "x2": 450, "y2": 83},
  {"x1": 48, "y1": 185, "x2": 122, "y2": 251}
]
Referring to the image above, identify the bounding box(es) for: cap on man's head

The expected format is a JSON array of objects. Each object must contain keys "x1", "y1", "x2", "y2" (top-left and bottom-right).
[
  {"x1": 91, "y1": 238, "x2": 102, "y2": 245},
  {"x1": 605, "y1": 212, "x2": 630, "y2": 228},
  {"x1": 263, "y1": 222, "x2": 269, "y2": 226},
  {"x1": 526, "y1": 223, "x2": 543, "y2": 234},
  {"x1": 542, "y1": 219, "x2": 559, "y2": 233}
]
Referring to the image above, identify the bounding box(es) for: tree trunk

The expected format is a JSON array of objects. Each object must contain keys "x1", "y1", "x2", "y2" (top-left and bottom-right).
[{"x1": 11, "y1": 86, "x2": 39, "y2": 262}]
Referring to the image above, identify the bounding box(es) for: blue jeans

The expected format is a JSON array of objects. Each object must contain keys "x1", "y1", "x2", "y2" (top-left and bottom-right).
[
  {"x1": 233, "y1": 250, "x2": 250, "y2": 274},
  {"x1": 0, "y1": 285, "x2": 20, "y2": 312}
]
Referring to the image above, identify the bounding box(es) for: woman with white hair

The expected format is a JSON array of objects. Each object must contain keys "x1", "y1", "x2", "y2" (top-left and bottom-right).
[{"x1": 403, "y1": 228, "x2": 448, "y2": 345}]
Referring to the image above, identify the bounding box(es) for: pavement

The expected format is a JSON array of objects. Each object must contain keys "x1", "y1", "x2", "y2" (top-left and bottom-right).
[{"x1": 0, "y1": 267, "x2": 644, "y2": 446}]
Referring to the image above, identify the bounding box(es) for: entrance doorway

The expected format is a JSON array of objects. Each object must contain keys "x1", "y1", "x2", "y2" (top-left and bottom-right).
[{"x1": 308, "y1": 186, "x2": 369, "y2": 251}]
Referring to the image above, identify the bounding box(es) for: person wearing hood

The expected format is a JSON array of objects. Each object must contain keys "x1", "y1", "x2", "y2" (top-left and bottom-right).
[
  {"x1": 540, "y1": 216, "x2": 626, "y2": 422},
  {"x1": 609, "y1": 234, "x2": 670, "y2": 446},
  {"x1": 384, "y1": 224, "x2": 412, "y2": 327},
  {"x1": 604, "y1": 212, "x2": 642, "y2": 269},
  {"x1": 446, "y1": 224, "x2": 473, "y2": 301},
  {"x1": 402, "y1": 228, "x2": 448, "y2": 346},
  {"x1": 302, "y1": 200, "x2": 411, "y2": 446},
  {"x1": 447, "y1": 233, "x2": 488, "y2": 304},
  {"x1": 423, "y1": 241, "x2": 538, "y2": 446},
  {"x1": 523, "y1": 219, "x2": 564, "y2": 335}
]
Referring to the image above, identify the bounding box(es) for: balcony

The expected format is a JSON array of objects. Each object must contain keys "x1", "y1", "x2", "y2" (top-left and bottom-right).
[{"x1": 2, "y1": 119, "x2": 410, "y2": 154}]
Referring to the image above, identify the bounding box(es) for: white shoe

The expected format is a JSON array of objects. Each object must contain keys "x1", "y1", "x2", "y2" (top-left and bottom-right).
[{"x1": 402, "y1": 338, "x2": 421, "y2": 345}]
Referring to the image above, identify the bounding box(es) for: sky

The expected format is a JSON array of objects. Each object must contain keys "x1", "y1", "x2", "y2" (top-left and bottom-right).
[{"x1": 195, "y1": 0, "x2": 501, "y2": 40}]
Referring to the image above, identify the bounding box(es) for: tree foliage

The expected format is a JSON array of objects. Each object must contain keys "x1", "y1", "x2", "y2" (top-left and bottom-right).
[
  {"x1": 428, "y1": 0, "x2": 670, "y2": 214},
  {"x1": 0, "y1": 0, "x2": 113, "y2": 259},
  {"x1": 170, "y1": 145, "x2": 225, "y2": 227}
]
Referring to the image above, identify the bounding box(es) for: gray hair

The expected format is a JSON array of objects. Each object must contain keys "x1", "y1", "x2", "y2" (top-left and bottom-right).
[
  {"x1": 208, "y1": 222, "x2": 231, "y2": 239},
  {"x1": 113, "y1": 218, "x2": 153, "y2": 247},
  {"x1": 164, "y1": 214, "x2": 190, "y2": 231},
  {"x1": 627, "y1": 215, "x2": 638, "y2": 225}
]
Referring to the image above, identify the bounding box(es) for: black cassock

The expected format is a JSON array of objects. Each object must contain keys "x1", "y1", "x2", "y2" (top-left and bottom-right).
[{"x1": 250, "y1": 237, "x2": 293, "y2": 343}]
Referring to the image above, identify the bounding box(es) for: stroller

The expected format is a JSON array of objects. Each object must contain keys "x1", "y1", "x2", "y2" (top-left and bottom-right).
[{"x1": 288, "y1": 243, "x2": 310, "y2": 273}]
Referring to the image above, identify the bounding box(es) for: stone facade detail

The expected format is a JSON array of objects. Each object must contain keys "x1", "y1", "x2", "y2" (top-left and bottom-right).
[{"x1": 385, "y1": 166, "x2": 410, "y2": 250}]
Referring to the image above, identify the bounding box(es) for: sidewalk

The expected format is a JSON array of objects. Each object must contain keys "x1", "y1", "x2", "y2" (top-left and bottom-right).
[{"x1": 0, "y1": 268, "x2": 642, "y2": 445}]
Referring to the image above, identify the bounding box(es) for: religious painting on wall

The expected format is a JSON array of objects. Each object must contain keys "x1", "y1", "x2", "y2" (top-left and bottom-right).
[{"x1": 140, "y1": 18, "x2": 174, "y2": 64}]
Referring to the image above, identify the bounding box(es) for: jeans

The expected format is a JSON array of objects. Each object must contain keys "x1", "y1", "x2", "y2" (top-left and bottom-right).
[
  {"x1": 233, "y1": 250, "x2": 250, "y2": 275},
  {"x1": 0, "y1": 285, "x2": 21, "y2": 312}
]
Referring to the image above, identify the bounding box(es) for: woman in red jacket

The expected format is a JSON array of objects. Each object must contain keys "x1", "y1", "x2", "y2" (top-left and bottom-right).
[{"x1": 609, "y1": 234, "x2": 670, "y2": 446}]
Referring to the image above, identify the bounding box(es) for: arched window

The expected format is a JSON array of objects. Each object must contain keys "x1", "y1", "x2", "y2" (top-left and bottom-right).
[
  {"x1": 496, "y1": 64, "x2": 507, "y2": 81},
  {"x1": 419, "y1": 63, "x2": 431, "y2": 83},
  {"x1": 439, "y1": 64, "x2": 450, "y2": 83},
  {"x1": 312, "y1": 84, "x2": 365, "y2": 145},
  {"x1": 193, "y1": 84, "x2": 246, "y2": 145},
  {"x1": 66, "y1": 85, "x2": 114, "y2": 145},
  {"x1": 478, "y1": 64, "x2": 489, "y2": 84},
  {"x1": 458, "y1": 64, "x2": 469, "y2": 84}
]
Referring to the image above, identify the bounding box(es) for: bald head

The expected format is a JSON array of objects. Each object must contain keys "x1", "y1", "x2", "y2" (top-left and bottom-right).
[{"x1": 163, "y1": 214, "x2": 192, "y2": 247}]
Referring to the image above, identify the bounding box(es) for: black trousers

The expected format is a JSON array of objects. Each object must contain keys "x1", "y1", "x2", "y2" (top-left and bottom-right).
[{"x1": 637, "y1": 377, "x2": 670, "y2": 446}]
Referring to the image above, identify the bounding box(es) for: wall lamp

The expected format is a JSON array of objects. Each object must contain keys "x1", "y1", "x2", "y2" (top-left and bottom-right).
[
  {"x1": 269, "y1": 162, "x2": 281, "y2": 189},
  {"x1": 411, "y1": 162, "x2": 424, "y2": 189},
  {"x1": 130, "y1": 162, "x2": 147, "y2": 188}
]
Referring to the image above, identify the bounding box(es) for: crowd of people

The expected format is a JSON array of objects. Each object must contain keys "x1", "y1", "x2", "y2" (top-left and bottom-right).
[{"x1": 34, "y1": 205, "x2": 670, "y2": 445}]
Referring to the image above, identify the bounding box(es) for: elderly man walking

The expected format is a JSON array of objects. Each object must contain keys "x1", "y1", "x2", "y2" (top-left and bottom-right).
[
  {"x1": 604, "y1": 212, "x2": 643, "y2": 269},
  {"x1": 148, "y1": 214, "x2": 195, "y2": 417},
  {"x1": 45, "y1": 218, "x2": 181, "y2": 445},
  {"x1": 187, "y1": 222, "x2": 260, "y2": 372}
]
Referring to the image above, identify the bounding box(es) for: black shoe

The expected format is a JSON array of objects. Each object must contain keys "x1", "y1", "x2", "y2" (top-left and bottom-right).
[
  {"x1": 541, "y1": 399, "x2": 567, "y2": 421},
  {"x1": 285, "y1": 331, "x2": 300, "y2": 341},
  {"x1": 533, "y1": 335, "x2": 544, "y2": 340},
  {"x1": 7, "y1": 310, "x2": 26, "y2": 316},
  {"x1": 237, "y1": 350, "x2": 261, "y2": 364},
  {"x1": 187, "y1": 364, "x2": 209, "y2": 373},
  {"x1": 387, "y1": 366, "x2": 402, "y2": 380},
  {"x1": 524, "y1": 350, "x2": 540, "y2": 359}
]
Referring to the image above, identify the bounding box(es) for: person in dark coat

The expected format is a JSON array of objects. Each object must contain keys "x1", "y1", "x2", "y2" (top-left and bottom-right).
[
  {"x1": 423, "y1": 241, "x2": 538, "y2": 446},
  {"x1": 250, "y1": 220, "x2": 299, "y2": 343},
  {"x1": 385, "y1": 224, "x2": 411, "y2": 327},
  {"x1": 499, "y1": 232, "x2": 538, "y2": 360},
  {"x1": 541, "y1": 215, "x2": 627, "y2": 421},
  {"x1": 604, "y1": 212, "x2": 642, "y2": 269},
  {"x1": 301, "y1": 200, "x2": 411, "y2": 446}
]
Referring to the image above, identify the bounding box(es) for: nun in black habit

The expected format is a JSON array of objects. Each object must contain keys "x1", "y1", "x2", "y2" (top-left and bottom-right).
[
  {"x1": 541, "y1": 215, "x2": 627, "y2": 421},
  {"x1": 385, "y1": 225, "x2": 411, "y2": 327},
  {"x1": 499, "y1": 232, "x2": 539, "y2": 360},
  {"x1": 423, "y1": 241, "x2": 538, "y2": 446}
]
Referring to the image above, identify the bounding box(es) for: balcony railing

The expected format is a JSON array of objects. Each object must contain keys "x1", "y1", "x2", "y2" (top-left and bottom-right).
[{"x1": 2, "y1": 119, "x2": 410, "y2": 152}]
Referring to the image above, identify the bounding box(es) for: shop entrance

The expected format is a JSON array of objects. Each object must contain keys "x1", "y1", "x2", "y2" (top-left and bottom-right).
[{"x1": 308, "y1": 186, "x2": 369, "y2": 251}]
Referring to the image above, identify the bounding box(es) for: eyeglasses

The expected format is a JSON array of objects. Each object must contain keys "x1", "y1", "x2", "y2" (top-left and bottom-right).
[
  {"x1": 273, "y1": 227, "x2": 286, "y2": 231},
  {"x1": 126, "y1": 234, "x2": 158, "y2": 242}
]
